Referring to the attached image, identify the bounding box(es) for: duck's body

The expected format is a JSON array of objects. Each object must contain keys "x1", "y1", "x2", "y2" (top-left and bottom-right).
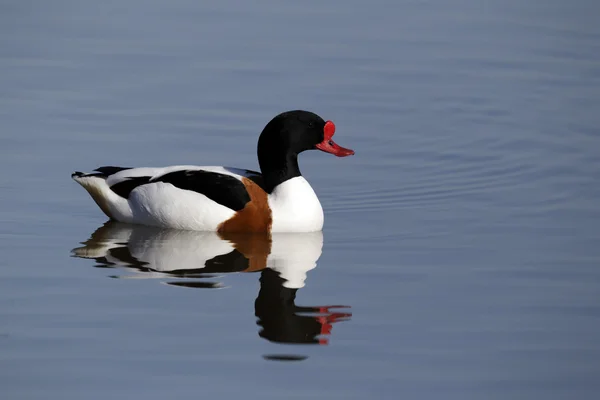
[
  {"x1": 72, "y1": 110, "x2": 353, "y2": 233},
  {"x1": 72, "y1": 165, "x2": 324, "y2": 232}
]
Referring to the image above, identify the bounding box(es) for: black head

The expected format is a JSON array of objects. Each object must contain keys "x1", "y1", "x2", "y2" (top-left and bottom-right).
[{"x1": 257, "y1": 110, "x2": 354, "y2": 192}]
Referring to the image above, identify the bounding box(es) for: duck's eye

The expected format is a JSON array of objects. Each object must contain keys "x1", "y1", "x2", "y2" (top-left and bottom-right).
[
  {"x1": 328, "y1": 140, "x2": 334, "y2": 146},
  {"x1": 308, "y1": 122, "x2": 314, "y2": 127}
]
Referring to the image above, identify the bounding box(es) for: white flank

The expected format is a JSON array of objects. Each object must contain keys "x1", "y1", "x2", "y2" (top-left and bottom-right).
[{"x1": 128, "y1": 181, "x2": 235, "y2": 230}]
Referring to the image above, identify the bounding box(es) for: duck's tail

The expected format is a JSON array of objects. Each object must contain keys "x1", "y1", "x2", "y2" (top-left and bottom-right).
[
  {"x1": 73, "y1": 166, "x2": 135, "y2": 222},
  {"x1": 72, "y1": 171, "x2": 116, "y2": 219}
]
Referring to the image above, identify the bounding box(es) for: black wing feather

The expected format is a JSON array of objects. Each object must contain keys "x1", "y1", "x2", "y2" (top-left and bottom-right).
[
  {"x1": 153, "y1": 170, "x2": 251, "y2": 211},
  {"x1": 110, "y1": 176, "x2": 152, "y2": 198},
  {"x1": 94, "y1": 166, "x2": 132, "y2": 177}
]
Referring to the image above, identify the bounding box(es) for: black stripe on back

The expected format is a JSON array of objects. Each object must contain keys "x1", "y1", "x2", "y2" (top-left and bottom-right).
[
  {"x1": 94, "y1": 166, "x2": 132, "y2": 177},
  {"x1": 110, "y1": 176, "x2": 151, "y2": 198},
  {"x1": 72, "y1": 171, "x2": 104, "y2": 178},
  {"x1": 223, "y1": 167, "x2": 266, "y2": 190},
  {"x1": 153, "y1": 170, "x2": 251, "y2": 211}
]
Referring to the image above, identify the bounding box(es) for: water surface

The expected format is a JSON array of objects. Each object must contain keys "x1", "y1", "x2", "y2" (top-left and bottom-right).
[{"x1": 1, "y1": 1, "x2": 599, "y2": 399}]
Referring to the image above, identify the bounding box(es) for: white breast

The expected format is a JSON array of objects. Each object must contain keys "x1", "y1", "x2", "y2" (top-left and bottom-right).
[{"x1": 268, "y1": 177, "x2": 324, "y2": 233}]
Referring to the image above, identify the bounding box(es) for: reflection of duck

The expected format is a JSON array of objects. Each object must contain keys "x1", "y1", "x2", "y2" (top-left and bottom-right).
[
  {"x1": 72, "y1": 222, "x2": 351, "y2": 345},
  {"x1": 72, "y1": 221, "x2": 272, "y2": 279},
  {"x1": 72, "y1": 110, "x2": 354, "y2": 233}
]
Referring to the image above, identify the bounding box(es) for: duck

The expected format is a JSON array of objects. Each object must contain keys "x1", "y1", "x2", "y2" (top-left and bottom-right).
[{"x1": 71, "y1": 110, "x2": 354, "y2": 232}]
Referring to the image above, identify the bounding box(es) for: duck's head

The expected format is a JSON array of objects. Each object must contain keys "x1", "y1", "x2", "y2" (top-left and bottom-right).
[
  {"x1": 257, "y1": 110, "x2": 354, "y2": 192},
  {"x1": 258, "y1": 110, "x2": 354, "y2": 159}
]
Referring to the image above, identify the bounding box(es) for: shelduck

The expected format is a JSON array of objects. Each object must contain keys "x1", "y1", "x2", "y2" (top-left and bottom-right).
[{"x1": 72, "y1": 110, "x2": 354, "y2": 232}]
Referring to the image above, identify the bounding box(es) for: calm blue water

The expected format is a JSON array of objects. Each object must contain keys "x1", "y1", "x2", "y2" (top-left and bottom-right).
[{"x1": 1, "y1": 1, "x2": 599, "y2": 399}]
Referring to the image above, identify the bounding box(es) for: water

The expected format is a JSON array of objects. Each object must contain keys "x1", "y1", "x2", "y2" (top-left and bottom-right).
[{"x1": 1, "y1": 1, "x2": 599, "y2": 398}]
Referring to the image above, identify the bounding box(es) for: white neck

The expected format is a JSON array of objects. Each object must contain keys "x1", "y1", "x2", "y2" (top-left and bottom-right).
[{"x1": 268, "y1": 177, "x2": 324, "y2": 233}]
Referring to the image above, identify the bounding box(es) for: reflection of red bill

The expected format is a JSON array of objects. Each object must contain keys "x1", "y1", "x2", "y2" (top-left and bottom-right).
[{"x1": 316, "y1": 310, "x2": 352, "y2": 345}]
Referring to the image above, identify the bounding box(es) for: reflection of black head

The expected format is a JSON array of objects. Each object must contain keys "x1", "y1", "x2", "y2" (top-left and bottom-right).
[{"x1": 255, "y1": 268, "x2": 324, "y2": 344}]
